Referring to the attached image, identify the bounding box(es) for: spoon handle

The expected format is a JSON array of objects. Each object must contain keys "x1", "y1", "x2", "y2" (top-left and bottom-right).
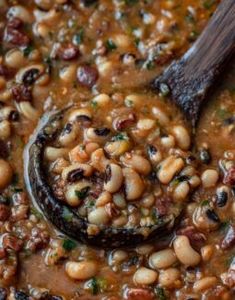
[{"x1": 152, "y1": 0, "x2": 235, "y2": 126}]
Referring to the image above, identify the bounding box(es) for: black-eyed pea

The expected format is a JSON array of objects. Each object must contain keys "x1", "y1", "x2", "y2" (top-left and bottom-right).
[
  {"x1": 97, "y1": 58, "x2": 113, "y2": 77},
  {"x1": 92, "y1": 94, "x2": 110, "y2": 107},
  {"x1": 85, "y1": 127, "x2": 110, "y2": 143},
  {"x1": 105, "y1": 140, "x2": 131, "y2": 157},
  {"x1": 34, "y1": 8, "x2": 61, "y2": 23},
  {"x1": 161, "y1": 135, "x2": 175, "y2": 149},
  {"x1": 62, "y1": 163, "x2": 93, "y2": 182},
  {"x1": 59, "y1": 123, "x2": 78, "y2": 146},
  {"x1": 137, "y1": 118, "x2": 156, "y2": 131},
  {"x1": 158, "y1": 268, "x2": 181, "y2": 288},
  {"x1": 147, "y1": 145, "x2": 162, "y2": 164},
  {"x1": 152, "y1": 107, "x2": 170, "y2": 125},
  {"x1": 90, "y1": 148, "x2": 110, "y2": 172},
  {"x1": 5, "y1": 49, "x2": 26, "y2": 68},
  {"x1": 133, "y1": 267, "x2": 158, "y2": 285},
  {"x1": 50, "y1": 158, "x2": 69, "y2": 174},
  {"x1": 104, "y1": 164, "x2": 123, "y2": 193},
  {"x1": 173, "y1": 181, "x2": 190, "y2": 201},
  {"x1": 189, "y1": 175, "x2": 201, "y2": 188},
  {"x1": 201, "y1": 169, "x2": 219, "y2": 188},
  {"x1": 44, "y1": 147, "x2": 68, "y2": 161},
  {"x1": 69, "y1": 145, "x2": 89, "y2": 163},
  {"x1": 88, "y1": 207, "x2": 110, "y2": 225},
  {"x1": 149, "y1": 249, "x2": 177, "y2": 269},
  {"x1": 16, "y1": 64, "x2": 45, "y2": 84},
  {"x1": 7, "y1": 5, "x2": 33, "y2": 23},
  {"x1": 0, "y1": 90, "x2": 12, "y2": 102},
  {"x1": 34, "y1": 22, "x2": 50, "y2": 38},
  {"x1": 0, "y1": 159, "x2": 13, "y2": 189},
  {"x1": 0, "y1": 120, "x2": 11, "y2": 140},
  {"x1": 193, "y1": 277, "x2": 217, "y2": 292},
  {"x1": 135, "y1": 244, "x2": 154, "y2": 255},
  {"x1": 85, "y1": 142, "x2": 99, "y2": 156},
  {"x1": 123, "y1": 168, "x2": 145, "y2": 200},
  {"x1": 96, "y1": 191, "x2": 112, "y2": 207},
  {"x1": 112, "y1": 34, "x2": 131, "y2": 49},
  {"x1": 65, "y1": 261, "x2": 98, "y2": 280},
  {"x1": 112, "y1": 214, "x2": 128, "y2": 227},
  {"x1": 68, "y1": 109, "x2": 92, "y2": 123},
  {"x1": 143, "y1": 12, "x2": 156, "y2": 24},
  {"x1": 120, "y1": 153, "x2": 151, "y2": 175},
  {"x1": 140, "y1": 194, "x2": 155, "y2": 208},
  {"x1": 59, "y1": 64, "x2": 77, "y2": 83},
  {"x1": 110, "y1": 250, "x2": 128, "y2": 265},
  {"x1": 17, "y1": 101, "x2": 39, "y2": 121},
  {"x1": 157, "y1": 156, "x2": 184, "y2": 184},
  {"x1": 173, "y1": 235, "x2": 201, "y2": 267},
  {"x1": 124, "y1": 94, "x2": 144, "y2": 108},
  {"x1": 172, "y1": 125, "x2": 191, "y2": 150},
  {"x1": 113, "y1": 193, "x2": 126, "y2": 209},
  {"x1": 65, "y1": 182, "x2": 91, "y2": 207},
  {"x1": 201, "y1": 245, "x2": 214, "y2": 262}
]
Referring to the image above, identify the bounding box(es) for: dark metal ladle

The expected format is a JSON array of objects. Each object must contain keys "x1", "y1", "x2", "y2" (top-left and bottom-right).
[{"x1": 152, "y1": 0, "x2": 235, "y2": 127}]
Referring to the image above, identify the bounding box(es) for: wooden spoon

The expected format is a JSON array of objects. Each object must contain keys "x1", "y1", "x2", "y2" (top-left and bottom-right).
[{"x1": 152, "y1": 0, "x2": 235, "y2": 127}]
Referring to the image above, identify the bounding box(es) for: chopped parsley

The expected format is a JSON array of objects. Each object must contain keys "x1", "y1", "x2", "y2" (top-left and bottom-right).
[
  {"x1": 62, "y1": 238, "x2": 77, "y2": 251},
  {"x1": 73, "y1": 28, "x2": 84, "y2": 45},
  {"x1": 154, "y1": 287, "x2": 168, "y2": 300},
  {"x1": 75, "y1": 187, "x2": 90, "y2": 200},
  {"x1": 105, "y1": 39, "x2": 117, "y2": 51},
  {"x1": 91, "y1": 100, "x2": 98, "y2": 110},
  {"x1": 112, "y1": 132, "x2": 129, "y2": 141},
  {"x1": 62, "y1": 207, "x2": 73, "y2": 222},
  {"x1": 201, "y1": 199, "x2": 209, "y2": 206},
  {"x1": 86, "y1": 277, "x2": 108, "y2": 295},
  {"x1": 30, "y1": 207, "x2": 43, "y2": 219},
  {"x1": 125, "y1": 0, "x2": 139, "y2": 5},
  {"x1": 124, "y1": 98, "x2": 134, "y2": 107},
  {"x1": 203, "y1": 0, "x2": 215, "y2": 9},
  {"x1": 23, "y1": 45, "x2": 34, "y2": 57}
]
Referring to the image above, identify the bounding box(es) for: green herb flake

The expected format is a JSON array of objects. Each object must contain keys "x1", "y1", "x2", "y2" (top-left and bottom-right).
[
  {"x1": 105, "y1": 39, "x2": 117, "y2": 52},
  {"x1": 75, "y1": 187, "x2": 90, "y2": 200},
  {"x1": 154, "y1": 286, "x2": 168, "y2": 300},
  {"x1": 189, "y1": 30, "x2": 199, "y2": 41},
  {"x1": 201, "y1": 199, "x2": 209, "y2": 206},
  {"x1": 125, "y1": 0, "x2": 139, "y2": 5},
  {"x1": 145, "y1": 60, "x2": 155, "y2": 70},
  {"x1": 216, "y1": 108, "x2": 230, "y2": 120},
  {"x1": 23, "y1": 45, "x2": 34, "y2": 57},
  {"x1": 73, "y1": 28, "x2": 84, "y2": 45},
  {"x1": 124, "y1": 98, "x2": 134, "y2": 107},
  {"x1": 91, "y1": 100, "x2": 98, "y2": 110},
  {"x1": 87, "y1": 277, "x2": 108, "y2": 295},
  {"x1": 62, "y1": 238, "x2": 77, "y2": 251},
  {"x1": 185, "y1": 12, "x2": 195, "y2": 23},
  {"x1": 112, "y1": 132, "x2": 129, "y2": 141}
]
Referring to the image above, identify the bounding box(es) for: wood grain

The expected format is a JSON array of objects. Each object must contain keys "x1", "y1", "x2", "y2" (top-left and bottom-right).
[{"x1": 152, "y1": 0, "x2": 235, "y2": 126}]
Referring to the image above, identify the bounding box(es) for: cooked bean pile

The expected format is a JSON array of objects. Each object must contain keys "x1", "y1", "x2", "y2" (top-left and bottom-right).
[
  {"x1": 1, "y1": 0, "x2": 235, "y2": 299},
  {"x1": 45, "y1": 97, "x2": 197, "y2": 231}
]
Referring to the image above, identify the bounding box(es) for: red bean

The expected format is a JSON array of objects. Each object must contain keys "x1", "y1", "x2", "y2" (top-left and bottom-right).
[
  {"x1": 11, "y1": 84, "x2": 32, "y2": 102},
  {"x1": 58, "y1": 44, "x2": 80, "y2": 61},
  {"x1": 4, "y1": 17, "x2": 30, "y2": 46},
  {"x1": 2, "y1": 234, "x2": 23, "y2": 252},
  {"x1": 223, "y1": 166, "x2": 235, "y2": 185},
  {"x1": 125, "y1": 288, "x2": 155, "y2": 300},
  {"x1": 77, "y1": 65, "x2": 98, "y2": 88}
]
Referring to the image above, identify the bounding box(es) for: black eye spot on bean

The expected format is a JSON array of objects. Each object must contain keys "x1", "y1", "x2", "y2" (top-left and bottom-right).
[
  {"x1": 67, "y1": 168, "x2": 84, "y2": 182},
  {"x1": 9, "y1": 110, "x2": 19, "y2": 121},
  {"x1": 94, "y1": 127, "x2": 110, "y2": 136},
  {"x1": 14, "y1": 290, "x2": 30, "y2": 300},
  {"x1": 199, "y1": 149, "x2": 211, "y2": 164},
  {"x1": 22, "y1": 68, "x2": 40, "y2": 85},
  {"x1": 104, "y1": 165, "x2": 111, "y2": 183},
  {"x1": 147, "y1": 144, "x2": 157, "y2": 156},
  {"x1": 216, "y1": 191, "x2": 228, "y2": 207},
  {"x1": 62, "y1": 123, "x2": 73, "y2": 135},
  {"x1": 206, "y1": 209, "x2": 220, "y2": 223}
]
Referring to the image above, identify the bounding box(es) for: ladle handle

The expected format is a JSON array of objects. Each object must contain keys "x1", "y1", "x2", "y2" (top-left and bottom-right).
[{"x1": 152, "y1": 0, "x2": 235, "y2": 126}]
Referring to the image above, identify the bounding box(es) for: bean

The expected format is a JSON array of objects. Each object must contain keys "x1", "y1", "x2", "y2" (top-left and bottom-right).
[
  {"x1": 0, "y1": 159, "x2": 13, "y2": 189},
  {"x1": 88, "y1": 207, "x2": 110, "y2": 225},
  {"x1": 69, "y1": 109, "x2": 92, "y2": 124},
  {"x1": 120, "y1": 153, "x2": 151, "y2": 175},
  {"x1": 90, "y1": 148, "x2": 110, "y2": 172},
  {"x1": 110, "y1": 250, "x2": 128, "y2": 265},
  {"x1": 0, "y1": 120, "x2": 11, "y2": 140},
  {"x1": 140, "y1": 194, "x2": 155, "y2": 208},
  {"x1": 85, "y1": 127, "x2": 110, "y2": 143},
  {"x1": 161, "y1": 135, "x2": 175, "y2": 149},
  {"x1": 17, "y1": 101, "x2": 39, "y2": 121},
  {"x1": 158, "y1": 268, "x2": 181, "y2": 288},
  {"x1": 105, "y1": 140, "x2": 131, "y2": 156},
  {"x1": 69, "y1": 145, "x2": 89, "y2": 163},
  {"x1": 149, "y1": 249, "x2": 177, "y2": 269},
  {"x1": 147, "y1": 144, "x2": 162, "y2": 164},
  {"x1": 201, "y1": 169, "x2": 219, "y2": 188},
  {"x1": 157, "y1": 156, "x2": 184, "y2": 184},
  {"x1": 133, "y1": 267, "x2": 158, "y2": 285},
  {"x1": 112, "y1": 215, "x2": 128, "y2": 227},
  {"x1": 92, "y1": 93, "x2": 110, "y2": 107},
  {"x1": 77, "y1": 65, "x2": 98, "y2": 88},
  {"x1": 65, "y1": 182, "x2": 90, "y2": 207},
  {"x1": 124, "y1": 94, "x2": 144, "y2": 108},
  {"x1": 201, "y1": 245, "x2": 213, "y2": 262},
  {"x1": 193, "y1": 276, "x2": 217, "y2": 292},
  {"x1": 104, "y1": 164, "x2": 123, "y2": 193},
  {"x1": 188, "y1": 175, "x2": 201, "y2": 188},
  {"x1": 34, "y1": 8, "x2": 61, "y2": 23},
  {"x1": 59, "y1": 64, "x2": 77, "y2": 83},
  {"x1": 113, "y1": 193, "x2": 126, "y2": 208},
  {"x1": 59, "y1": 123, "x2": 78, "y2": 146},
  {"x1": 62, "y1": 164, "x2": 93, "y2": 181},
  {"x1": 97, "y1": 60, "x2": 113, "y2": 77},
  {"x1": 5, "y1": 49, "x2": 26, "y2": 68},
  {"x1": 96, "y1": 191, "x2": 112, "y2": 207},
  {"x1": 172, "y1": 125, "x2": 191, "y2": 150},
  {"x1": 7, "y1": 5, "x2": 33, "y2": 23},
  {"x1": 135, "y1": 244, "x2": 154, "y2": 255},
  {"x1": 173, "y1": 235, "x2": 201, "y2": 266},
  {"x1": 16, "y1": 64, "x2": 44, "y2": 84},
  {"x1": 123, "y1": 168, "x2": 145, "y2": 200},
  {"x1": 112, "y1": 34, "x2": 131, "y2": 49},
  {"x1": 65, "y1": 261, "x2": 98, "y2": 280},
  {"x1": 152, "y1": 107, "x2": 169, "y2": 125},
  {"x1": 173, "y1": 181, "x2": 190, "y2": 201},
  {"x1": 137, "y1": 118, "x2": 156, "y2": 131},
  {"x1": 44, "y1": 147, "x2": 68, "y2": 161}
]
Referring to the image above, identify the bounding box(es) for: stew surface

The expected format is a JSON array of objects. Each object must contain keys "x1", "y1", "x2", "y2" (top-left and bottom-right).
[{"x1": 0, "y1": 0, "x2": 235, "y2": 299}]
